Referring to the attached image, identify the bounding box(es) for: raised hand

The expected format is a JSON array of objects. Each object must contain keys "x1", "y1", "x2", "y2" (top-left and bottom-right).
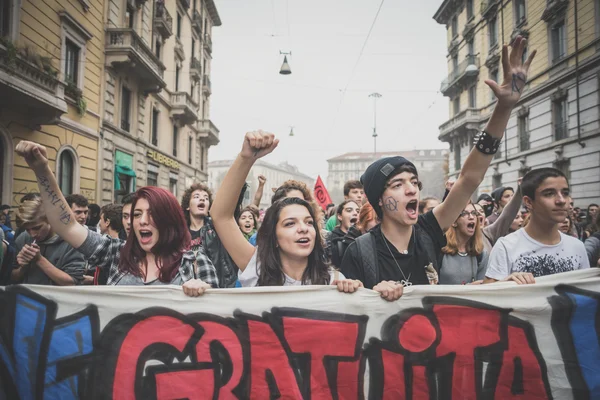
[
  {"x1": 258, "y1": 175, "x2": 267, "y2": 186},
  {"x1": 485, "y1": 36, "x2": 536, "y2": 107},
  {"x1": 15, "y1": 141, "x2": 49, "y2": 173},
  {"x1": 240, "y1": 131, "x2": 279, "y2": 160}
]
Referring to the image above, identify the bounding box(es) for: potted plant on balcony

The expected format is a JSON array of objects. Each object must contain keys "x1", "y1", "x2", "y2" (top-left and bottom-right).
[{"x1": 66, "y1": 80, "x2": 87, "y2": 116}]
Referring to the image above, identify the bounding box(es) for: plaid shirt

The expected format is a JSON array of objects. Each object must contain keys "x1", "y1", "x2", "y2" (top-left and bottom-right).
[{"x1": 78, "y1": 230, "x2": 219, "y2": 287}]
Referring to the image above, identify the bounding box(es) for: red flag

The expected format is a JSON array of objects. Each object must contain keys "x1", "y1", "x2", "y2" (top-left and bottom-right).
[{"x1": 314, "y1": 176, "x2": 333, "y2": 210}]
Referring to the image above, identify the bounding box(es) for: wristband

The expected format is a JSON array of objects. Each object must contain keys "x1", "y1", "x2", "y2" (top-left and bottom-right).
[{"x1": 473, "y1": 131, "x2": 501, "y2": 155}]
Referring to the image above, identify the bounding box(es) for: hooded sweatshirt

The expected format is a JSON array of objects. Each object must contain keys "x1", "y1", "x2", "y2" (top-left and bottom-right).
[{"x1": 13, "y1": 231, "x2": 85, "y2": 285}]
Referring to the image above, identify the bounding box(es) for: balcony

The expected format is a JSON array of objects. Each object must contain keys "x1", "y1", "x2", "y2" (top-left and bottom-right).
[
  {"x1": 190, "y1": 57, "x2": 202, "y2": 81},
  {"x1": 175, "y1": 36, "x2": 185, "y2": 60},
  {"x1": 171, "y1": 91, "x2": 198, "y2": 125},
  {"x1": 542, "y1": 0, "x2": 568, "y2": 22},
  {"x1": 480, "y1": 0, "x2": 499, "y2": 18},
  {"x1": 0, "y1": 43, "x2": 67, "y2": 125},
  {"x1": 203, "y1": 33, "x2": 212, "y2": 53},
  {"x1": 198, "y1": 119, "x2": 220, "y2": 146},
  {"x1": 438, "y1": 108, "x2": 481, "y2": 142},
  {"x1": 178, "y1": 0, "x2": 190, "y2": 9},
  {"x1": 440, "y1": 55, "x2": 480, "y2": 97},
  {"x1": 202, "y1": 75, "x2": 211, "y2": 94},
  {"x1": 153, "y1": 2, "x2": 173, "y2": 39},
  {"x1": 105, "y1": 28, "x2": 166, "y2": 93},
  {"x1": 192, "y1": 9, "x2": 202, "y2": 35}
]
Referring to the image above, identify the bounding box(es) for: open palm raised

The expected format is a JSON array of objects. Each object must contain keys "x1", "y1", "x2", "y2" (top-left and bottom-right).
[{"x1": 484, "y1": 36, "x2": 536, "y2": 108}]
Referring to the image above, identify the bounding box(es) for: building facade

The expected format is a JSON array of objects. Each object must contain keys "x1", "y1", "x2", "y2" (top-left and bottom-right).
[
  {"x1": 434, "y1": 0, "x2": 600, "y2": 205},
  {"x1": 208, "y1": 160, "x2": 314, "y2": 210},
  {"x1": 0, "y1": 0, "x2": 104, "y2": 207},
  {"x1": 327, "y1": 151, "x2": 449, "y2": 203},
  {"x1": 100, "y1": 0, "x2": 220, "y2": 204}
]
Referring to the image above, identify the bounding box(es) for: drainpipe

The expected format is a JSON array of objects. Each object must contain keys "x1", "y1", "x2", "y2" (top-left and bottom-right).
[{"x1": 574, "y1": 0, "x2": 586, "y2": 147}]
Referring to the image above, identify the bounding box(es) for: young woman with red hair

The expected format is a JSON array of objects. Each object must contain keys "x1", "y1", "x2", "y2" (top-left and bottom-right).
[{"x1": 15, "y1": 141, "x2": 218, "y2": 296}]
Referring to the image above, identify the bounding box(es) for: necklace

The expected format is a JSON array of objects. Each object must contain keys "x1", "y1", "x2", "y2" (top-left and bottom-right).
[
  {"x1": 458, "y1": 251, "x2": 468, "y2": 257},
  {"x1": 383, "y1": 235, "x2": 412, "y2": 286}
]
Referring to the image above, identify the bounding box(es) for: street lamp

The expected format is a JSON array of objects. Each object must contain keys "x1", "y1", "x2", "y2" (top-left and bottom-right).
[
  {"x1": 369, "y1": 92, "x2": 382, "y2": 157},
  {"x1": 279, "y1": 51, "x2": 292, "y2": 75}
]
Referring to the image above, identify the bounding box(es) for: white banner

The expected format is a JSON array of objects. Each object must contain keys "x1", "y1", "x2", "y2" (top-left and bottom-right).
[{"x1": 1, "y1": 269, "x2": 600, "y2": 399}]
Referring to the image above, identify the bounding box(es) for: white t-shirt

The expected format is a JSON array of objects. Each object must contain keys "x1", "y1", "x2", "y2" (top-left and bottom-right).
[
  {"x1": 485, "y1": 228, "x2": 590, "y2": 280},
  {"x1": 239, "y1": 250, "x2": 345, "y2": 287}
]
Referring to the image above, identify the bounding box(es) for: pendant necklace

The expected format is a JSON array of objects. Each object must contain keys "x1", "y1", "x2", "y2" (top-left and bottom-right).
[{"x1": 383, "y1": 235, "x2": 412, "y2": 286}]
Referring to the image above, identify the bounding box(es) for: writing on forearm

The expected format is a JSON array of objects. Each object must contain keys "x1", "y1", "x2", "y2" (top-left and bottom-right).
[{"x1": 39, "y1": 175, "x2": 71, "y2": 225}]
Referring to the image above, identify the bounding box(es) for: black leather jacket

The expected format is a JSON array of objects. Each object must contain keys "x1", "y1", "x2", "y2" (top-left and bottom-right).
[{"x1": 198, "y1": 217, "x2": 238, "y2": 288}]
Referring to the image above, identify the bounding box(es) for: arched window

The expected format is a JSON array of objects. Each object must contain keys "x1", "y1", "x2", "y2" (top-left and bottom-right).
[{"x1": 56, "y1": 147, "x2": 80, "y2": 196}]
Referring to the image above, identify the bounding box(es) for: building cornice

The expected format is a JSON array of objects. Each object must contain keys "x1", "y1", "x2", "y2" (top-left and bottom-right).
[
  {"x1": 204, "y1": 0, "x2": 222, "y2": 26},
  {"x1": 433, "y1": 0, "x2": 462, "y2": 25}
]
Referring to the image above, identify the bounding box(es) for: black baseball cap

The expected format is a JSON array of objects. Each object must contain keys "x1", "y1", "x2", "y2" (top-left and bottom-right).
[{"x1": 361, "y1": 156, "x2": 417, "y2": 218}]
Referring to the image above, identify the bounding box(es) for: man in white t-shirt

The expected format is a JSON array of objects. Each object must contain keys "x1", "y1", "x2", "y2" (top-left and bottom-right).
[{"x1": 484, "y1": 168, "x2": 589, "y2": 284}]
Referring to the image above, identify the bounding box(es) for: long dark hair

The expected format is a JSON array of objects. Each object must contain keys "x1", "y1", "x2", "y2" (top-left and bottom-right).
[
  {"x1": 256, "y1": 197, "x2": 330, "y2": 286},
  {"x1": 120, "y1": 187, "x2": 191, "y2": 282}
]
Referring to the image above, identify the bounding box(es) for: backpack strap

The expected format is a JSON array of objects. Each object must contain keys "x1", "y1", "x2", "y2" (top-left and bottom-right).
[
  {"x1": 354, "y1": 233, "x2": 379, "y2": 289},
  {"x1": 415, "y1": 225, "x2": 442, "y2": 273}
]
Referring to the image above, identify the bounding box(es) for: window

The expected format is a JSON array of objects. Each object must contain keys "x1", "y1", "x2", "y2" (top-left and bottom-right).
[
  {"x1": 451, "y1": 15, "x2": 458, "y2": 38},
  {"x1": 468, "y1": 85, "x2": 476, "y2": 108},
  {"x1": 155, "y1": 38, "x2": 161, "y2": 59},
  {"x1": 121, "y1": 86, "x2": 131, "y2": 132},
  {"x1": 177, "y1": 13, "x2": 182, "y2": 38},
  {"x1": 489, "y1": 68, "x2": 498, "y2": 101},
  {"x1": 191, "y1": 38, "x2": 195, "y2": 59},
  {"x1": 173, "y1": 125, "x2": 178, "y2": 156},
  {"x1": 452, "y1": 54, "x2": 458, "y2": 71},
  {"x1": 522, "y1": 45, "x2": 528, "y2": 64},
  {"x1": 147, "y1": 164, "x2": 159, "y2": 186},
  {"x1": 58, "y1": 150, "x2": 74, "y2": 195},
  {"x1": 551, "y1": 20, "x2": 566, "y2": 63},
  {"x1": 175, "y1": 66, "x2": 180, "y2": 91},
  {"x1": 554, "y1": 98, "x2": 568, "y2": 140},
  {"x1": 467, "y1": 39, "x2": 475, "y2": 56},
  {"x1": 170, "y1": 174, "x2": 178, "y2": 197},
  {"x1": 0, "y1": 0, "x2": 11, "y2": 37},
  {"x1": 493, "y1": 174, "x2": 502, "y2": 189},
  {"x1": 126, "y1": 5, "x2": 135, "y2": 29},
  {"x1": 453, "y1": 97, "x2": 460, "y2": 116},
  {"x1": 466, "y1": 0, "x2": 474, "y2": 20},
  {"x1": 200, "y1": 144, "x2": 205, "y2": 170},
  {"x1": 489, "y1": 17, "x2": 498, "y2": 48},
  {"x1": 454, "y1": 141, "x2": 461, "y2": 172},
  {"x1": 188, "y1": 135, "x2": 193, "y2": 164},
  {"x1": 151, "y1": 108, "x2": 159, "y2": 146},
  {"x1": 64, "y1": 39, "x2": 79, "y2": 85},
  {"x1": 515, "y1": 0, "x2": 526, "y2": 26},
  {"x1": 518, "y1": 114, "x2": 530, "y2": 151}
]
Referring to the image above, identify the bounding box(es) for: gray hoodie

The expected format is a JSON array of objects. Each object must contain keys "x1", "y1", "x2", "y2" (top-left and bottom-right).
[{"x1": 13, "y1": 231, "x2": 85, "y2": 285}]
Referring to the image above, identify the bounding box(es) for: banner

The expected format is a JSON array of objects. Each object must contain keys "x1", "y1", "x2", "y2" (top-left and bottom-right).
[
  {"x1": 314, "y1": 175, "x2": 333, "y2": 210},
  {"x1": 1, "y1": 269, "x2": 600, "y2": 399}
]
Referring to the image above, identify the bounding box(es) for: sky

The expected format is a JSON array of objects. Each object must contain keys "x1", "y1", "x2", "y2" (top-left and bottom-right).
[{"x1": 208, "y1": 0, "x2": 451, "y2": 179}]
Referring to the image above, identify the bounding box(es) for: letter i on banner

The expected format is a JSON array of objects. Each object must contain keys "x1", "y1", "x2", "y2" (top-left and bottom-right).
[{"x1": 314, "y1": 176, "x2": 333, "y2": 211}]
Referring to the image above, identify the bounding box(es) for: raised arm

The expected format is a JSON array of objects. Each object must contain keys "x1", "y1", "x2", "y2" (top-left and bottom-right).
[
  {"x1": 15, "y1": 142, "x2": 88, "y2": 249},
  {"x1": 211, "y1": 131, "x2": 279, "y2": 271},
  {"x1": 252, "y1": 175, "x2": 267, "y2": 207},
  {"x1": 434, "y1": 36, "x2": 536, "y2": 231}
]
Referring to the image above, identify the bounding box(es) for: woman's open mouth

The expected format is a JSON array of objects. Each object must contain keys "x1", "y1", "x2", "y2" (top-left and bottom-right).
[{"x1": 139, "y1": 230, "x2": 153, "y2": 245}]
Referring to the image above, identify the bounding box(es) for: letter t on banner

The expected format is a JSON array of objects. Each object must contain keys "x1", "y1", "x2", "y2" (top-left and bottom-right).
[{"x1": 314, "y1": 176, "x2": 333, "y2": 211}]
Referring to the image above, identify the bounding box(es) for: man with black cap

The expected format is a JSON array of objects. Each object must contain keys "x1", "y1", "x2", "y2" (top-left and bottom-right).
[
  {"x1": 340, "y1": 36, "x2": 536, "y2": 291},
  {"x1": 487, "y1": 186, "x2": 514, "y2": 225}
]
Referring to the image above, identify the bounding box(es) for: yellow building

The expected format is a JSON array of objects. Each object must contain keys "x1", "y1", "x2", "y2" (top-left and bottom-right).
[
  {"x1": 434, "y1": 0, "x2": 600, "y2": 204},
  {"x1": 100, "y1": 0, "x2": 221, "y2": 203},
  {"x1": 0, "y1": 0, "x2": 104, "y2": 208}
]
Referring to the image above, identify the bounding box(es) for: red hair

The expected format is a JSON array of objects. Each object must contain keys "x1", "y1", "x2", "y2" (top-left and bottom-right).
[
  {"x1": 120, "y1": 186, "x2": 191, "y2": 282},
  {"x1": 357, "y1": 202, "x2": 377, "y2": 233}
]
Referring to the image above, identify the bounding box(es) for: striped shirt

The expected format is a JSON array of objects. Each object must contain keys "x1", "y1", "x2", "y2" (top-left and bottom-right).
[{"x1": 78, "y1": 230, "x2": 218, "y2": 287}]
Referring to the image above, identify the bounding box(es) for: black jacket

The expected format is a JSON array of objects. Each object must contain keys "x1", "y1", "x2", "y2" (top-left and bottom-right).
[
  {"x1": 330, "y1": 226, "x2": 362, "y2": 268},
  {"x1": 199, "y1": 217, "x2": 238, "y2": 288}
]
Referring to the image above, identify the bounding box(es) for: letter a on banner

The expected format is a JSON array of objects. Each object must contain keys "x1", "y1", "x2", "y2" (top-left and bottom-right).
[{"x1": 314, "y1": 176, "x2": 333, "y2": 210}]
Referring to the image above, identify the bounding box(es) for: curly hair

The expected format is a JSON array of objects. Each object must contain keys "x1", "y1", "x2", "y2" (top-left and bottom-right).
[{"x1": 181, "y1": 183, "x2": 213, "y2": 226}]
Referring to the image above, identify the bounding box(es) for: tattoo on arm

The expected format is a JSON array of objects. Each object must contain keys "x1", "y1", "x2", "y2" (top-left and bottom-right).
[
  {"x1": 384, "y1": 197, "x2": 399, "y2": 212},
  {"x1": 39, "y1": 175, "x2": 71, "y2": 225},
  {"x1": 511, "y1": 73, "x2": 527, "y2": 94}
]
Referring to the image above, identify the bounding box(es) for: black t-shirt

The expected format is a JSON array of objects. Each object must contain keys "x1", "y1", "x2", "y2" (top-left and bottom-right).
[
  {"x1": 341, "y1": 210, "x2": 446, "y2": 288},
  {"x1": 190, "y1": 229, "x2": 203, "y2": 253}
]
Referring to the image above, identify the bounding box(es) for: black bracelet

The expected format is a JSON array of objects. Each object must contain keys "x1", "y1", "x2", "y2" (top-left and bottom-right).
[{"x1": 473, "y1": 131, "x2": 501, "y2": 155}]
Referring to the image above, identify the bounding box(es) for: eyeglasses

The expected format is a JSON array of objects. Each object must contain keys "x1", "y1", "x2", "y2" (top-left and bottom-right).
[{"x1": 459, "y1": 210, "x2": 479, "y2": 218}]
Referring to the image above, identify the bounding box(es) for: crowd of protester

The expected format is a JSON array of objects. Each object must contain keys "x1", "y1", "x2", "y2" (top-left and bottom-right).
[{"x1": 0, "y1": 36, "x2": 597, "y2": 299}]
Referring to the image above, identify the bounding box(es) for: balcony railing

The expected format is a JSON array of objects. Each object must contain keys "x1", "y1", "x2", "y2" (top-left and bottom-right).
[
  {"x1": 105, "y1": 28, "x2": 166, "y2": 92},
  {"x1": 438, "y1": 108, "x2": 481, "y2": 141},
  {"x1": 0, "y1": 43, "x2": 67, "y2": 123},
  {"x1": 154, "y1": 2, "x2": 173, "y2": 38},
  {"x1": 192, "y1": 9, "x2": 202, "y2": 34},
  {"x1": 203, "y1": 33, "x2": 212, "y2": 53},
  {"x1": 440, "y1": 55, "x2": 480, "y2": 97},
  {"x1": 202, "y1": 74, "x2": 211, "y2": 94},
  {"x1": 171, "y1": 91, "x2": 198, "y2": 125},
  {"x1": 481, "y1": 0, "x2": 499, "y2": 18},
  {"x1": 198, "y1": 119, "x2": 220, "y2": 146},
  {"x1": 190, "y1": 57, "x2": 201, "y2": 80},
  {"x1": 554, "y1": 121, "x2": 568, "y2": 140}
]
